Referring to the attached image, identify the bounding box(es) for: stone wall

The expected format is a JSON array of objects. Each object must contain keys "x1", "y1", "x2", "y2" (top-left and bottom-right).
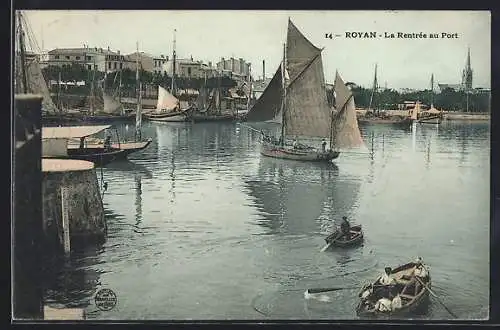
[{"x1": 42, "y1": 168, "x2": 106, "y2": 248}]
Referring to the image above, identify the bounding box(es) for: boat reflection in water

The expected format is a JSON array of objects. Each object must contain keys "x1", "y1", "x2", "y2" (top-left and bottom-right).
[{"x1": 244, "y1": 156, "x2": 362, "y2": 237}]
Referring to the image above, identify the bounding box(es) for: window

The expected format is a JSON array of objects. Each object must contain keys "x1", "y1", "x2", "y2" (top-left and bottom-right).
[
  {"x1": 65, "y1": 56, "x2": 70, "y2": 60},
  {"x1": 108, "y1": 62, "x2": 112, "y2": 69},
  {"x1": 76, "y1": 56, "x2": 80, "y2": 60},
  {"x1": 188, "y1": 67, "x2": 192, "y2": 76},
  {"x1": 86, "y1": 56, "x2": 91, "y2": 61},
  {"x1": 87, "y1": 64, "x2": 92, "y2": 70},
  {"x1": 54, "y1": 55, "x2": 60, "y2": 59},
  {"x1": 113, "y1": 62, "x2": 117, "y2": 69},
  {"x1": 94, "y1": 65, "x2": 98, "y2": 70},
  {"x1": 120, "y1": 62, "x2": 123, "y2": 69}
]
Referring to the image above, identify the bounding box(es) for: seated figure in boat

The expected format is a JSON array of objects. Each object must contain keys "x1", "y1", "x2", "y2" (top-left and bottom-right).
[
  {"x1": 414, "y1": 257, "x2": 429, "y2": 279},
  {"x1": 321, "y1": 139, "x2": 327, "y2": 153},
  {"x1": 292, "y1": 138, "x2": 298, "y2": 149},
  {"x1": 373, "y1": 296, "x2": 392, "y2": 312},
  {"x1": 391, "y1": 293, "x2": 402, "y2": 310}
]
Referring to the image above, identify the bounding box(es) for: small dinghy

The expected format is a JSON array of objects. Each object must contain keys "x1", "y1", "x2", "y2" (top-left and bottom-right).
[
  {"x1": 325, "y1": 224, "x2": 364, "y2": 248},
  {"x1": 355, "y1": 260, "x2": 431, "y2": 318}
]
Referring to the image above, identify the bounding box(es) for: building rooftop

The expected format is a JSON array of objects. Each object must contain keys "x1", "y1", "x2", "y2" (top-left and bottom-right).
[{"x1": 48, "y1": 47, "x2": 119, "y2": 55}]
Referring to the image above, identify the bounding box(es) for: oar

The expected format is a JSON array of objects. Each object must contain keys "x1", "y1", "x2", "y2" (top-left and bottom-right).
[
  {"x1": 415, "y1": 276, "x2": 458, "y2": 319},
  {"x1": 306, "y1": 286, "x2": 360, "y2": 294}
]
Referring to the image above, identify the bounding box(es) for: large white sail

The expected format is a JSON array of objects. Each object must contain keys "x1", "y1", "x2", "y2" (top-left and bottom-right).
[
  {"x1": 156, "y1": 85, "x2": 179, "y2": 112},
  {"x1": 103, "y1": 90, "x2": 123, "y2": 114}
]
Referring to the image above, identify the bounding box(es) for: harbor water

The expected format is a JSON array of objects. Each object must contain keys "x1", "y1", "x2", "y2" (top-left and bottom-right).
[{"x1": 41, "y1": 120, "x2": 490, "y2": 320}]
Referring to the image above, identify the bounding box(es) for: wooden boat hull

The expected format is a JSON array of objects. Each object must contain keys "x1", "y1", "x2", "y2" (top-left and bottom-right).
[
  {"x1": 81, "y1": 113, "x2": 136, "y2": 123},
  {"x1": 189, "y1": 113, "x2": 236, "y2": 122},
  {"x1": 113, "y1": 139, "x2": 153, "y2": 157},
  {"x1": 69, "y1": 139, "x2": 153, "y2": 159},
  {"x1": 355, "y1": 261, "x2": 431, "y2": 318},
  {"x1": 260, "y1": 143, "x2": 340, "y2": 162},
  {"x1": 44, "y1": 148, "x2": 126, "y2": 167},
  {"x1": 358, "y1": 118, "x2": 407, "y2": 125},
  {"x1": 325, "y1": 224, "x2": 364, "y2": 247},
  {"x1": 418, "y1": 117, "x2": 442, "y2": 124},
  {"x1": 144, "y1": 112, "x2": 188, "y2": 122}
]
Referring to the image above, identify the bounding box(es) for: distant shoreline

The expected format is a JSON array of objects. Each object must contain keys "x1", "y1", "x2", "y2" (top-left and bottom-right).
[{"x1": 355, "y1": 109, "x2": 490, "y2": 121}]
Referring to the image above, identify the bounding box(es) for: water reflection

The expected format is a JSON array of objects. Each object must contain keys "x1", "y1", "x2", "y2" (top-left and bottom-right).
[
  {"x1": 42, "y1": 245, "x2": 104, "y2": 310},
  {"x1": 244, "y1": 157, "x2": 361, "y2": 236},
  {"x1": 134, "y1": 174, "x2": 142, "y2": 227}
]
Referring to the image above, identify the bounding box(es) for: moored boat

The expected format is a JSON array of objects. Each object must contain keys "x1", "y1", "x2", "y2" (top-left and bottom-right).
[
  {"x1": 356, "y1": 261, "x2": 431, "y2": 318},
  {"x1": 325, "y1": 224, "x2": 363, "y2": 247},
  {"x1": 42, "y1": 125, "x2": 126, "y2": 167}
]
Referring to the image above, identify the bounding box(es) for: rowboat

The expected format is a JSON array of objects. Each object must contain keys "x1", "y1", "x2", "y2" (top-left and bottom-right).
[
  {"x1": 356, "y1": 261, "x2": 431, "y2": 317},
  {"x1": 325, "y1": 224, "x2": 363, "y2": 247}
]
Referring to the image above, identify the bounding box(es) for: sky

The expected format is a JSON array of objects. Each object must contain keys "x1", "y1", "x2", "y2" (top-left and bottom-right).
[{"x1": 21, "y1": 10, "x2": 491, "y2": 90}]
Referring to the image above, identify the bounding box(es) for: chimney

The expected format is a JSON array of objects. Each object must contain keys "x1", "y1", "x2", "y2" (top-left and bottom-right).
[
  {"x1": 239, "y1": 58, "x2": 244, "y2": 74},
  {"x1": 166, "y1": 56, "x2": 169, "y2": 61},
  {"x1": 231, "y1": 58, "x2": 235, "y2": 72},
  {"x1": 221, "y1": 57, "x2": 225, "y2": 70},
  {"x1": 208, "y1": 61, "x2": 212, "y2": 68},
  {"x1": 107, "y1": 46, "x2": 110, "y2": 51},
  {"x1": 262, "y1": 60, "x2": 265, "y2": 80},
  {"x1": 191, "y1": 55, "x2": 193, "y2": 61}
]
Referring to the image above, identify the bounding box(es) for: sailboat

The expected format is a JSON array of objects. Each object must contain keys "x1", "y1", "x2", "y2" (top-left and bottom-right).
[
  {"x1": 14, "y1": 11, "x2": 79, "y2": 124},
  {"x1": 143, "y1": 29, "x2": 190, "y2": 122},
  {"x1": 418, "y1": 74, "x2": 443, "y2": 124},
  {"x1": 82, "y1": 64, "x2": 136, "y2": 123},
  {"x1": 77, "y1": 42, "x2": 152, "y2": 157},
  {"x1": 188, "y1": 72, "x2": 236, "y2": 122},
  {"x1": 245, "y1": 19, "x2": 364, "y2": 162}
]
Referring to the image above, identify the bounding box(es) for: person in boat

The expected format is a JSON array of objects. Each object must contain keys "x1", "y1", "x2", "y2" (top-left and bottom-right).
[
  {"x1": 293, "y1": 138, "x2": 298, "y2": 149},
  {"x1": 373, "y1": 296, "x2": 392, "y2": 312},
  {"x1": 321, "y1": 139, "x2": 327, "y2": 153},
  {"x1": 391, "y1": 293, "x2": 402, "y2": 310},
  {"x1": 104, "y1": 131, "x2": 112, "y2": 151},
  {"x1": 79, "y1": 137, "x2": 85, "y2": 150},
  {"x1": 339, "y1": 216, "x2": 351, "y2": 239},
  {"x1": 379, "y1": 267, "x2": 397, "y2": 286},
  {"x1": 414, "y1": 257, "x2": 429, "y2": 279}
]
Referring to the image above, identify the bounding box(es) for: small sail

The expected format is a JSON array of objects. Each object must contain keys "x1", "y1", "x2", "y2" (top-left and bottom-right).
[
  {"x1": 284, "y1": 19, "x2": 331, "y2": 138},
  {"x1": 331, "y1": 72, "x2": 364, "y2": 149},
  {"x1": 246, "y1": 66, "x2": 283, "y2": 122},
  {"x1": 103, "y1": 90, "x2": 123, "y2": 114},
  {"x1": 156, "y1": 85, "x2": 179, "y2": 112}
]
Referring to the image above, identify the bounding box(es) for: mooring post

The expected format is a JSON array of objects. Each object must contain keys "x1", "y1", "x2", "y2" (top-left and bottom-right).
[
  {"x1": 13, "y1": 94, "x2": 43, "y2": 320},
  {"x1": 60, "y1": 186, "x2": 71, "y2": 255}
]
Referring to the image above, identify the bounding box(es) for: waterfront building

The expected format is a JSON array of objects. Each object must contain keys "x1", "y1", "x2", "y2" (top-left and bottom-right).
[{"x1": 216, "y1": 57, "x2": 251, "y2": 81}]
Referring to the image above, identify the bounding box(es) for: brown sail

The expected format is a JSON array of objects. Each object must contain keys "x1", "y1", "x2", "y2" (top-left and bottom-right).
[
  {"x1": 331, "y1": 72, "x2": 364, "y2": 149},
  {"x1": 284, "y1": 19, "x2": 331, "y2": 138},
  {"x1": 245, "y1": 66, "x2": 283, "y2": 122}
]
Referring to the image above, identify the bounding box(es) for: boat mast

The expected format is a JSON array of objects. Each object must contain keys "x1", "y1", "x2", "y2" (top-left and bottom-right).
[
  {"x1": 430, "y1": 73, "x2": 434, "y2": 108},
  {"x1": 279, "y1": 42, "x2": 287, "y2": 146},
  {"x1": 90, "y1": 60, "x2": 96, "y2": 115},
  {"x1": 57, "y1": 71, "x2": 62, "y2": 111},
  {"x1": 368, "y1": 63, "x2": 377, "y2": 113},
  {"x1": 135, "y1": 41, "x2": 142, "y2": 141},
  {"x1": 246, "y1": 65, "x2": 252, "y2": 110},
  {"x1": 171, "y1": 29, "x2": 177, "y2": 96},
  {"x1": 17, "y1": 12, "x2": 28, "y2": 94}
]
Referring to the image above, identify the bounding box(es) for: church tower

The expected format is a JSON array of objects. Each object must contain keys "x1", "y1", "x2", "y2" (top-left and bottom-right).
[{"x1": 461, "y1": 47, "x2": 473, "y2": 90}]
